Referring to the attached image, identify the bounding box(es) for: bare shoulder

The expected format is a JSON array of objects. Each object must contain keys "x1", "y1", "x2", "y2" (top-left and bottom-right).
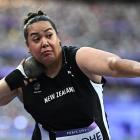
[
  {"x1": 75, "y1": 47, "x2": 102, "y2": 83},
  {"x1": 76, "y1": 47, "x2": 107, "y2": 69},
  {"x1": 76, "y1": 46, "x2": 118, "y2": 57},
  {"x1": 75, "y1": 46, "x2": 120, "y2": 82}
]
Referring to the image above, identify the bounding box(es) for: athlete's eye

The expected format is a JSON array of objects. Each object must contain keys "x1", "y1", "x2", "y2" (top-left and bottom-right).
[
  {"x1": 46, "y1": 33, "x2": 53, "y2": 39},
  {"x1": 32, "y1": 36, "x2": 40, "y2": 43}
]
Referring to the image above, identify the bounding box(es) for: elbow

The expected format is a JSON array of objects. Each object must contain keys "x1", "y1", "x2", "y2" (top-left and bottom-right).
[
  {"x1": 0, "y1": 100, "x2": 9, "y2": 106},
  {"x1": 108, "y1": 56, "x2": 122, "y2": 77},
  {"x1": 0, "y1": 98, "x2": 10, "y2": 106},
  {"x1": 108, "y1": 56, "x2": 121, "y2": 70},
  {"x1": 0, "y1": 95, "x2": 15, "y2": 106}
]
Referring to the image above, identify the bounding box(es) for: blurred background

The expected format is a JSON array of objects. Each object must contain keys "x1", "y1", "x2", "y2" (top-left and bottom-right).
[{"x1": 0, "y1": 0, "x2": 140, "y2": 140}]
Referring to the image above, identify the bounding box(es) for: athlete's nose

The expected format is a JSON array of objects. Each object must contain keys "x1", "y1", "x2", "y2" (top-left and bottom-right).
[{"x1": 41, "y1": 38, "x2": 49, "y2": 48}]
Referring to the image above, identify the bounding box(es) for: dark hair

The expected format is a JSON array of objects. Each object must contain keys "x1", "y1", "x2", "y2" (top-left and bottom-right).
[{"x1": 24, "y1": 10, "x2": 58, "y2": 41}]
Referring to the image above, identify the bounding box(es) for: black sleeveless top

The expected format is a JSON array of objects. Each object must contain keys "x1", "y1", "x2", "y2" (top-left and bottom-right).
[{"x1": 22, "y1": 46, "x2": 110, "y2": 139}]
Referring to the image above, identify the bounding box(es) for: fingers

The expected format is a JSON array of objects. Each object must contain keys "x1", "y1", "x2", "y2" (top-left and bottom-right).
[{"x1": 23, "y1": 78, "x2": 37, "y2": 86}]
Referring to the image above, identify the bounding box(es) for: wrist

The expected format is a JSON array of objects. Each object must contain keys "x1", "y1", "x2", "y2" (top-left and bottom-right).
[{"x1": 5, "y1": 69, "x2": 25, "y2": 91}]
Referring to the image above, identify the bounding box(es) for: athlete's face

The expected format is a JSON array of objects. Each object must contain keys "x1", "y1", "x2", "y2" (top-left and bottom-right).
[{"x1": 26, "y1": 21, "x2": 61, "y2": 67}]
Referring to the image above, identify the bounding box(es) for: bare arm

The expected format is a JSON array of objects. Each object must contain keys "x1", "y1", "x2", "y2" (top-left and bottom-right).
[
  {"x1": 76, "y1": 47, "x2": 140, "y2": 81},
  {"x1": 0, "y1": 78, "x2": 20, "y2": 106}
]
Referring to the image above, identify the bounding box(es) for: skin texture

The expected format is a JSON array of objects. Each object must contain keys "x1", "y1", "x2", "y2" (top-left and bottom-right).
[{"x1": 1, "y1": 19, "x2": 140, "y2": 105}]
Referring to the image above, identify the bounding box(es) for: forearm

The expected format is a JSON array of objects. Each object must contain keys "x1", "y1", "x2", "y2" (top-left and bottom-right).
[
  {"x1": 0, "y1": 78, "x2": 17, "y2": 106},
  {"x1": 0, "y1": 90, "x2": 17, "y2": 106},
  {"x1": 0, "y1": 68, "x2": 26, "y2": 105},
  {"x1": 109, "y1": 57, "x2": 140, "y2": 77},
  {"x1": 0, "y1": 78, "x2": 12, "y2": 96}
]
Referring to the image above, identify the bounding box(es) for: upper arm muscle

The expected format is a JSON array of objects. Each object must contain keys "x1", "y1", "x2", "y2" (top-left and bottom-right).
[{"x1": 76, "y1": 47, "x2": 120, "y2": 77}]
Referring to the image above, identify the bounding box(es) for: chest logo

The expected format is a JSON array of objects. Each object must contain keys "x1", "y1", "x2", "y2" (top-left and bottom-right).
[
  {"x1": 33, "y1": 82, "x2": 42, "y2": 94},
  {"x1": 44, "y1": 86, "x2": 75, "y2": 103}
]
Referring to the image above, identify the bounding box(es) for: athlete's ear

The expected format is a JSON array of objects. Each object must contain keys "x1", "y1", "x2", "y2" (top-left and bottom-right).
[
  {"x1": 59, "y1": 41, "x2": 62, "y2": 46},
  {"x1": 57, "y1": 34, "x2": 62, "y2": 46}
]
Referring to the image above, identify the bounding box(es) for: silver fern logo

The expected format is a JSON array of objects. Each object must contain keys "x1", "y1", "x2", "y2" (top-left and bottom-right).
[{"x1": 33, "y1": 82, "x2": 42, "y2": 94}]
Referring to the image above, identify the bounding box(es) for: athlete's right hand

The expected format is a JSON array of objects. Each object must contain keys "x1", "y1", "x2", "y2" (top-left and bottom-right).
[
  {"x1": 5, "y1": 56, "x2": 44, "y2": 91},
  {"x1": 18, "y1": 56, "x2": 44, "y2": 79}
]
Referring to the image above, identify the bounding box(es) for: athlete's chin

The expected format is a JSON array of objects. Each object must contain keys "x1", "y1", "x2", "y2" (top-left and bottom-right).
[{"x1": 41, "y1": 56, "x2": 55, "y2": 66}]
